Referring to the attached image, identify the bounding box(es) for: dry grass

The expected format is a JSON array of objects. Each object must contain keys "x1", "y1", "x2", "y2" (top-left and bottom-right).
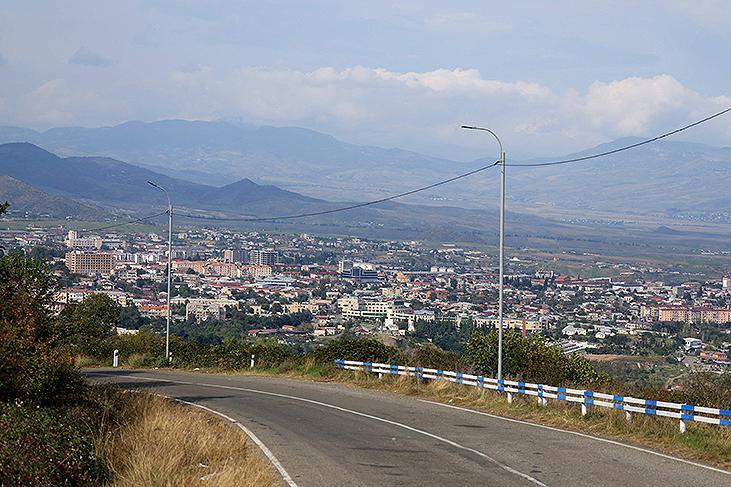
[
  {"x1": 123, "y1": 353, "x2": 150, "y2": 368},
  {"x1": 105, "y1": 393, "x2": 279, "y2": 487},
  {"x1": 74, "y1": 354, "x2": 104, "y2": 368}
]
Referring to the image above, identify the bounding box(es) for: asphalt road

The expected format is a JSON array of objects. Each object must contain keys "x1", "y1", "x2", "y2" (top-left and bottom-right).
[{"x1": 86, "y1": 369, "x2": 729, "y2": 487}]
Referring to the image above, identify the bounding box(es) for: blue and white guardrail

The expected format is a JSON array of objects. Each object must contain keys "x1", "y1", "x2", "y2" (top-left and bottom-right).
[{"x1": 335, "y1": 359, "x2": 731, "y2": 432}]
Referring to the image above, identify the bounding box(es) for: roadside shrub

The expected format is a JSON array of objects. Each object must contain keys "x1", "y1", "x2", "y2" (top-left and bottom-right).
[
  {"x1": 169, "y1": 338, "x2": 293, "y2": 370},
  {"x1": 74, "y1": 355, "x2": 101, "y2": 368},
  {"x1": 410, "y1": 344, "x2": 463, "y2": 371},
  {"x1": 463, "y1": 330, "x2": 608, "y2": 387},
  {"x1": 87, "y1": 330, "x2": 165, "y2": 365},
  {"x1": 669, "y1": 372, "x2": 731, "y2": 409},
  {"x1": 124, "y1": 353, "x2": 152, "y2": 368},
  {"x1": 0, "y1": 385, "x2": 123, "y2": 486},
  {"x1": 311, "y1": 337, "x2": 406, "y2": 365}
]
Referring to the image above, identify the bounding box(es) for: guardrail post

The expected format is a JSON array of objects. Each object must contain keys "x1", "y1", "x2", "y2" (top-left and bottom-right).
[
  {"x1": 581, "y1": 404, "x2": 588, "y2": 416},
  {"x1": 679, "y1": 420, "x2": 687, "y2": 434},
  {"x1": 507, "y1": 392, "x2": 513, "y2": 404},
  {"x1": 250, "y1": 354, "x2": 255, "y2": 368},
  {"x1": 113, "y1": 349, "x2": 119, "y2": 368}
]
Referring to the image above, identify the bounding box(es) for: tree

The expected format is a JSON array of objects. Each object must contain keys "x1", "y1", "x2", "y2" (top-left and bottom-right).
[
  {"x1": 70, "y1": 294, "x2": 120, "y2": 340},
  {"x1": 0, "y1": 250, "x2": 81, "y2": 403},
  {"x1": 463, "y1": 330, "x2": 608, "y2": 387},
  {"x1": 118, "y1": 304, "x2": 146, "y2": 330}
]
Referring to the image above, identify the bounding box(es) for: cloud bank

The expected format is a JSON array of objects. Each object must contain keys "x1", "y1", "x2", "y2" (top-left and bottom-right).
[{"x1": 2, "y1": 65, "x2": 730, "y2": 158}]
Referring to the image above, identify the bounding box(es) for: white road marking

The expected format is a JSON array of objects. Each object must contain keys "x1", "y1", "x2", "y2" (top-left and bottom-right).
[
  {"x1": 418, "y1": 399, "x2": 730, "y2": 476},
  {"x1": 176, "y1": 399, "x2": 298, "y2": 487},
  {"x1": 114, "y1": 374, "x2": 546, "y2": 486}
]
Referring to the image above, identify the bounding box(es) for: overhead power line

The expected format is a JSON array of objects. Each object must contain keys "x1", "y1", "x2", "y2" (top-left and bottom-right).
[
  {"x1": 73, "y1": 105, "x2": 731, "y2": 229},
  {"x1": 176, "y1": 104, "x2": 731, "y2": 223},
  {"x1": 88, "y1": 211, "x2": 168, "y2": 232},
  {"x1": 176, "y1": 160, "x2": 501, "y2": 223},
  {"x1": 508, "y1": 106, "x2": 731, "y2": 167}
]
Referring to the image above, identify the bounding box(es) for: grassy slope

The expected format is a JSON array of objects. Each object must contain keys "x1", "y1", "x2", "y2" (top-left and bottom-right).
[{"x1": 106, "y1": 392, "x2": 277, "y2": 486}]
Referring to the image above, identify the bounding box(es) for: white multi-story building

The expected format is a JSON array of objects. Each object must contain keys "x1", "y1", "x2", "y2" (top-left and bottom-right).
[
  {"x1": 474, "y1": 316, "x2": 545, "y2": 334},
  {"x1": 338, "y1": 297, "x2": 407, "y2": 321},
  {"x1": 65, "y1": 230, "x2": 102, "y2": 250},
  {"x1": 250, "y1": 249, "x2": 278, "y2": 266},
  {"x1": 224, "y1": 249, "x2": 248, "y2": 263}
]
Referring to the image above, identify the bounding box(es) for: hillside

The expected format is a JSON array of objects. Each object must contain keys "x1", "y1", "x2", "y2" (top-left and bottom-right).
[
  {"x1": 3, "y1": 120, "x2": 730, "y2": 222},
  {"x1": 0, "y1": 175, "x2": 106, "y2": 219},
  {"x1": 0, "y1": 120, "x2": 455, "y2": 200},
  {"x1": 2, "y1": 142, "x2": 730, "y2": 252},
  {"x1": 0, "y1": 142, "x2": 563, "y2": 245}
]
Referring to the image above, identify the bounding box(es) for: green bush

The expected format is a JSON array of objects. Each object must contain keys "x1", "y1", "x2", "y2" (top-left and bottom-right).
[
  {"x1": 463, "y1": 330, "x2": 609, "y2": 387},
  {"x1": 312, "y1": 337, "x2": 406, "y2": 365},
  {"x1": 669, "y1": 373, "x2": 731, "y2": 409},
  {"x1": 172, "y1": 339, "x2": 293, "y2": 370},
  {"x1": 86, "y1": 329, "x2": 165, "y2": 365},
  {"x1": 410, "y1": 343, "x2": 463, "y2": 371},
  {"x1": 0, "y1": 386, "x2": 123, "y2": 486}
]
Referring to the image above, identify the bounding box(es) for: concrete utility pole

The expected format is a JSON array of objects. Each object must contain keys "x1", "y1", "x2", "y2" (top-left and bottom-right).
[
  {"x1": 460, "y1": 125, "x2": 506, "y2": 381},
  {"x1": 147, "y1": 180, "x2": 173, "y2": 363}
]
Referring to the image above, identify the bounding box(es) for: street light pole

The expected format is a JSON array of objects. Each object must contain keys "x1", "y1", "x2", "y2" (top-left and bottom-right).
[
  {"x1": 147, "y1": 181, "x2": 173, "y2": 363},
  {"x1": 460, "y1": 125, "x2": 506, "y2": 381}
]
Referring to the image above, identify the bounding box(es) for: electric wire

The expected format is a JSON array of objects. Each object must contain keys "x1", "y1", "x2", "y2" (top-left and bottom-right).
[
  {"x1": 88, "y1": 211, "x2": 167, "y2": 232},
  {"x1": 176, "y1": 160, "x2": 501, "y2": 222},
  {"x1": 507, "y1": 106, "x2": 731, "y2": 167},
  {"x1": 75, "y1": 105, "x2": 731, "y2": 228}
]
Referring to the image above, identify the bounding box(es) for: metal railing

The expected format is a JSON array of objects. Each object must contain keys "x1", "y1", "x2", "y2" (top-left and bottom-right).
[{"x1": 335, "y1": 359, "x2": 731, "y2": 432}]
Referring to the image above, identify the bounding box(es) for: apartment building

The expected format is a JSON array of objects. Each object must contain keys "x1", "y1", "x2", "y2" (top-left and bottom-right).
[
  {"x1": 250, "y1": 249, "x2": 278, "y2": 266},
  {"x1": 337, "y1": 297, "x2": 407, "y2": 320},
  {"x1": 474, "y1": 316, "x2": 545, "y2": 334},
  {"x1": 65, "y1": 251, "x2": 115, "y2": 276},
  {"x1": 640, "y1": 304, "x2": 731, "y2": 323}
]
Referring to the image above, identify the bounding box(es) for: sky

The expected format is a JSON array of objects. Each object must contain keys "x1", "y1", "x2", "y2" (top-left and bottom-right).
[{"x1": 1, "y1": 0, "x2": 730, "y2": 160}]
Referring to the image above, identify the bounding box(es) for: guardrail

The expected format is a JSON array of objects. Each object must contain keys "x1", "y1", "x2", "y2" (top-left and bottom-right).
[{"x1": 335, "y1": 359, "x2": 731, "y2": 432}]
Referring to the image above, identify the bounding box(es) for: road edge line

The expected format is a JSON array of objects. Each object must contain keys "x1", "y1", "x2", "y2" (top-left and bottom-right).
[
  {"x1": 417, "y1": 399, "x2": 730, "y2": 476},
  {"x1": 113, "y1": 374, "x2": 546, "y2": 486},
  {"x1": 174, "y1": 399, "x2": 298, "y2": 487}
]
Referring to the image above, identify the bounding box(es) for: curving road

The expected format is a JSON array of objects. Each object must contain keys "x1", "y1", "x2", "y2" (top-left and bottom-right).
[{"x1": 86, "y1": 369, "x2": 729, "y2": 487}]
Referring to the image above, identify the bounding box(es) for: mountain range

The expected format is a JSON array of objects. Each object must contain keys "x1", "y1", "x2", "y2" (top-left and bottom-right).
[
  {"x1": 0, "y1": 142, "x2": 548, "y2": 244},
  {"x1": 1, "y1": 120, "x2": 730, "y2": 223}
]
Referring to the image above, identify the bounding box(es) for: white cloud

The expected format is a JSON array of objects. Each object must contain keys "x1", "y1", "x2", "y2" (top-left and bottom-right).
[
  {"x1": 2, "y1": 65, "x2": 730, "y2": 157},
  {"x1": 6, "y1": 79, "x2": 123, "y2": 127},
  {"x1": 161, "y1": 66, "x2": 730, "y2": 156}
]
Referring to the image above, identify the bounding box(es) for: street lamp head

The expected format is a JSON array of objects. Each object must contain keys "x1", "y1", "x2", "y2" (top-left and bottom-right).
[
  {"x1": 147, "y1": 180, "x2": 160, "y2": 189},
  {"x1": 459, "y1": 124, "x2": 504, "y2": 158}
]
